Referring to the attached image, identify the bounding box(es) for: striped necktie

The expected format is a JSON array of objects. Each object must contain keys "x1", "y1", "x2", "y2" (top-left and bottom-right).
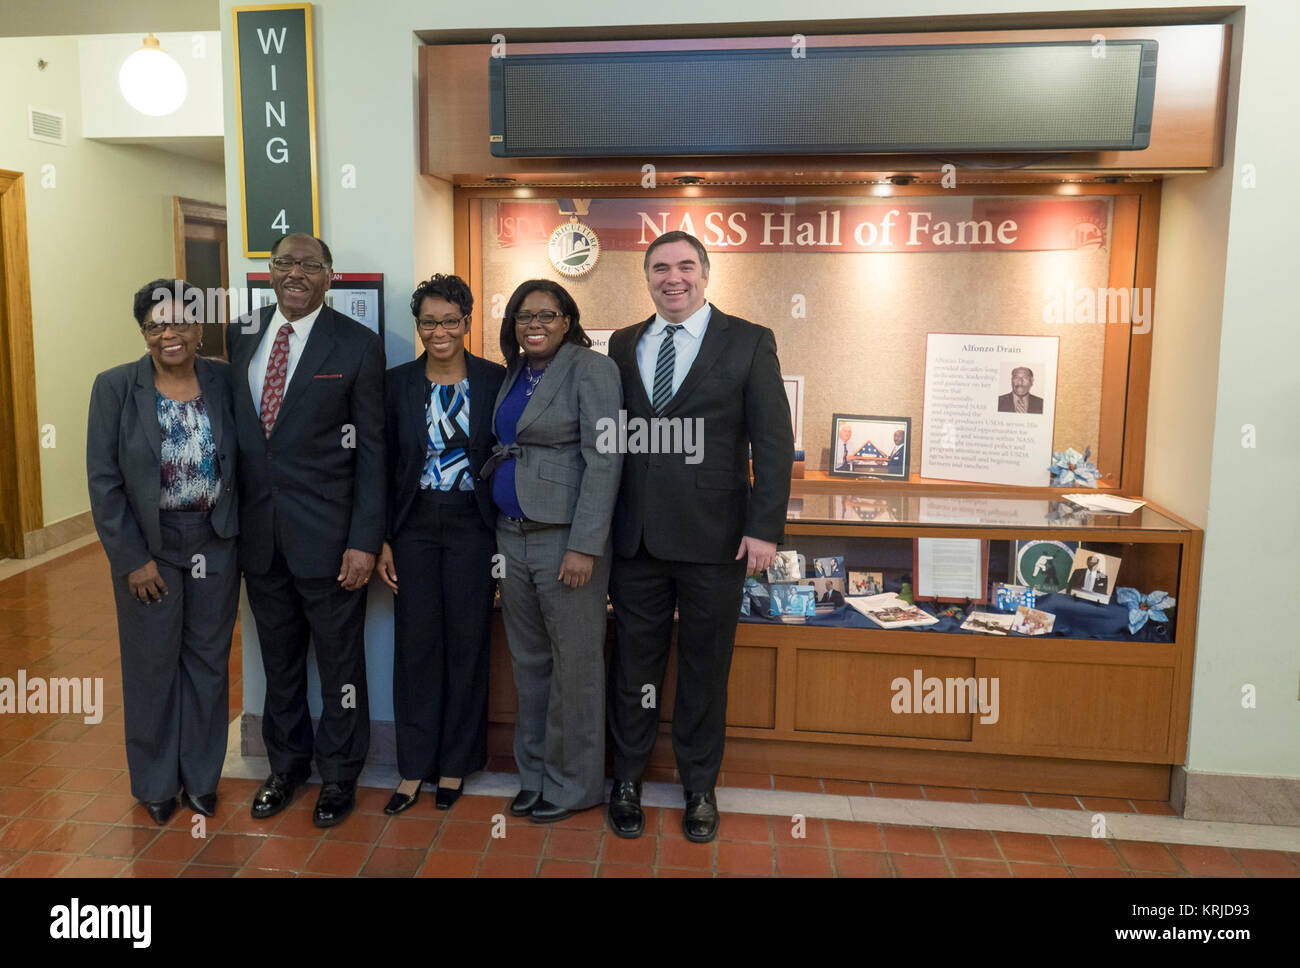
[{"x1": 651, "y1": 324, "x2": 683, "y2": 414}]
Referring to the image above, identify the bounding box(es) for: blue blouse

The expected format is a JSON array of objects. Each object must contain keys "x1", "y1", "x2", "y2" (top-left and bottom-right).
[
  {"x1": 491, "y1": 369, "x2": 536, "y2": 520},
  {"x1": 420, "y1": 378, "x2": 473, "y2": 491},
  {"x1": 156, "y1": 391, "x2": 221, "y2": 511}
]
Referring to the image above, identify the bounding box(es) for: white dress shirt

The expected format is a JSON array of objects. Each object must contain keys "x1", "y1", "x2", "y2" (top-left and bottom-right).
[
  {"x1": 248, "y1": 304, "x2": 324, "y2": 414},
  {"x1": 636, "y1": 301, "x2": 712, "y2": 403},
  {"x1": 1083, "y1": 566, "x2": 1103, "y2": 592}
]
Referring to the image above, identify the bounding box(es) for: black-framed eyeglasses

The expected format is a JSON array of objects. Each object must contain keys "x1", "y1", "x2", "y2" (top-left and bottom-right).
[
  {"x1": 513, "y1": 310, "x2": 565, "y2": 324},
  {"x1": 142, "y1": 320, "x2": 201, "y2": 336},
  {"x1": 416, "y1": 316, "x2": 468, "y2": 333},
  {"x1": 270, "y1": 256, "x2": 330, "y2": 274}
]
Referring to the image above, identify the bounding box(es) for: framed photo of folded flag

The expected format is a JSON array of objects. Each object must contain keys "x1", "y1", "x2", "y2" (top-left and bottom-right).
[{"x1": 829, "y1": 413, "x2": 911, "y2": 480}]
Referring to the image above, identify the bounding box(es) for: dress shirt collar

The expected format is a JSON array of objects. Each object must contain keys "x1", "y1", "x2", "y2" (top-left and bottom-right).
[
  {"x1": 269, "y1": 302, "x2": 324, "y2": 341},
  {"x1": 648, "y1": 301, "x2": 711, "y2": 340}
]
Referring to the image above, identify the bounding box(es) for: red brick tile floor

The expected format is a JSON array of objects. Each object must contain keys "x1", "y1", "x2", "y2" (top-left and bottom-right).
[{"x1": 2, "y1": 543, "x2": 1297, "y2": 878}]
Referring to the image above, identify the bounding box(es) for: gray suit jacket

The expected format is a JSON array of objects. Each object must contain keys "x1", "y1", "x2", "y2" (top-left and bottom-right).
[
  {"x1": 87, "y1": 353, "x2": 238, "y2": 576},
  {"x1": 490, "y1": 342, "x2": 623, "y2": 556}
]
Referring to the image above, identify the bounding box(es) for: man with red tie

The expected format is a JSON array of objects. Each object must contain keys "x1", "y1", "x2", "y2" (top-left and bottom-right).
[{"x1": 226, "y1": 234, "x2": 385, "y2": 827}]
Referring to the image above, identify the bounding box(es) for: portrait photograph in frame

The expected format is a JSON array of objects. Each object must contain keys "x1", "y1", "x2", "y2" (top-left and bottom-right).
[{"x1": 828, "y1": 413, "x2": 911, "y2": 480}]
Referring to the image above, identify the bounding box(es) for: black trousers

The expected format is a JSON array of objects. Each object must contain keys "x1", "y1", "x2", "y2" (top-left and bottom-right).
[
  {"x1": 112, "y1": 510, "x2": 238, "y2": 802},
  {"x1": 607, "y1": 544, "x2": 747, "y2": 791},
  {"x1": 390, "y1": 489, "x2": 496, "y2": 781},
  {"x1": 244, "y1": 540, "x2": 370, "y2": 784}
]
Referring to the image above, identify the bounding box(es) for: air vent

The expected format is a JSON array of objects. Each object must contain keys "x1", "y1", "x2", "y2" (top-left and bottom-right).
[{"x1": 28, "y1": 106, "x2": 67, "y2": 146}]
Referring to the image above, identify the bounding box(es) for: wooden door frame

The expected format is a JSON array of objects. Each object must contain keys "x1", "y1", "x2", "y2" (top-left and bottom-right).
[
  {"x1": 173, "y1": 195, "x2": 229, "y2": 358},
  {"x1": 0, "y1": 170, "x2": 43, "y2": 558}
]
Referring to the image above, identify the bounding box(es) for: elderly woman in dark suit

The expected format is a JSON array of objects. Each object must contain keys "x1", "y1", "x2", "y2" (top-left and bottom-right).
[
  {"x1": 374, "y1": 274, "x2": 505, "y2": 814},
  {"x1": 485, "y1": 279, "x2": 622, "y2": 823},
  {"x1": 86, "y1": 278, "x2": 238, "y2": 825}
]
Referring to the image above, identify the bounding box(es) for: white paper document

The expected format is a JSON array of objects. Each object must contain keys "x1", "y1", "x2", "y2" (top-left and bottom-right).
[{"x1": 1061, "y1": 493, "x2": 1147, "y2": 514}]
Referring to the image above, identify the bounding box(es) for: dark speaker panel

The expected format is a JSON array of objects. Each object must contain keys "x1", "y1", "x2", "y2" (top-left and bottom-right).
[{"x1": 489, "y1": 40, "x2": 1158, "y2": 157}]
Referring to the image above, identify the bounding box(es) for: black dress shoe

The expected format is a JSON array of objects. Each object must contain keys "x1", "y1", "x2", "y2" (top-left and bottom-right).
[
  {"x1": 607, "y1": 779, "x2": 645, "y2": 839},
  {"x1": 529, "y1": 798, "x2": 572, "y2": 824},
  {"x1": 313, "y1": 780, "x2": 356, "y2": 828},
  {"x1": 510, "y1": 789, "x2": 542, "y2": 817},
  {"x1": 682, "y1": 789, "x2": 720, "y2": 843},
  {"x1": 384, "y1": 786, "x2": 420, "y2": 816},
  {"x1": 250, "y1": 772, "x2": 304, "y2": 820},
  {"x1": 434, "y1": 781, "x2": 463, "y2": 811},
  {"x1": 142, "y1": 798, "x2": 177, "y2": 826},
  {"x1": 182, "y1": 790, "x2": 217, "y2": 817}
]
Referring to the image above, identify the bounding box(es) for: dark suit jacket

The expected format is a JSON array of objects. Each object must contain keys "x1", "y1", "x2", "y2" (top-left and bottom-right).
[
  {"x1": 886, "y1": 444, "x2": 905, "y2": 475},
  {"x1": 1068, "y1": 567, "x2": 1109, "y2": 594},
  {"x1": 385, "y1": 351, "x2": 505, "y2": 537},
  {"x1": 608, "y1": 306, "x2": 793, "y2": 563},
  {"x1": 87, "y1": 354, "x2": 237, "y2": 576},
  {"x1": 997, "y1": 391, "x2": 1044, "y2": 414},
  {"x1": 490, "y1": 342, "x2": 624, "y2": 557},
  {"x1": 226, "y1": 304, "x2": 386, "y2": 577}
]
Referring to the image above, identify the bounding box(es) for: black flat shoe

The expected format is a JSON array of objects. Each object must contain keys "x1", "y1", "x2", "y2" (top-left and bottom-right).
[
  {"x1": 510, "y1": 789, "x2": 542, "y2": 817},
  {"x1": 607, "y1": 779, "x2": 644, "y2": 839},
  {"x1": 313, "y1": 780, "x2": 356, "y2": 828},
  {"x1": 250, "y1": 772, "x2": 304, "y2": 820},
  {"x1": 530, "y1": 798, "x2": 572, "y2": 824},
  {"x1": 384, "y1": 786, "x2": 420, "y2": 816},
  {"x1": 434, "y1": 781, "x2": 463, "y2": 810},
  {"x1": 142, "y1": 798, "x2": 176, "y2": 826},
  {"x1": 182, "y1": 790, "x2": 217, "y2": 817},
  {"x1": 682, "y1": 789, "x2": 719, "y2": 843}
]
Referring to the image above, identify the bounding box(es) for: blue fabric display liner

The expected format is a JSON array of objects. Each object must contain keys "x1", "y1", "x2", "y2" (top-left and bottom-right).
[{"x1": 740, "y1": 583, "x2": 1174, "y2": 644}]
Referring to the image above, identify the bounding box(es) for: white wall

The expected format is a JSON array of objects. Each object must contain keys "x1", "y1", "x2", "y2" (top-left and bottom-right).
[
  {"x1": 1, "y1": 34, "x2": 226, "y2": 526},
  {"x1": 221, "y1": 0, "x2": 1300, "y2": 780}
]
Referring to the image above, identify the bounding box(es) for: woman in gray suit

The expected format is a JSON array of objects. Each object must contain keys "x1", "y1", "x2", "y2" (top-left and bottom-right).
[
  {"x1": 485, "y1": 280, "x2": 622, "y2": 823},
  {"x1": 87, "y1": 279, "x2": 239, "y2": 825}
]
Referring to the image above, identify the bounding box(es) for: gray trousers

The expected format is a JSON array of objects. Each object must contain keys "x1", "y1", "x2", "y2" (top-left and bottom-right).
[
  {"x1": 111, "y1": 510, "x2": 238, "y2": 802},
  {"x1": 497, "y1": 519, "x2": 610, "y2": 810}
]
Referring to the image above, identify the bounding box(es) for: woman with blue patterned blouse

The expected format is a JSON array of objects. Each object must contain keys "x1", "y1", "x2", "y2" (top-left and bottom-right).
[
  {"x1": 375, "y1": 275, "x2": 505, "y2": 814},
  {"x1": 86, "y1": 279, "x2": 239, "y2": 826}
]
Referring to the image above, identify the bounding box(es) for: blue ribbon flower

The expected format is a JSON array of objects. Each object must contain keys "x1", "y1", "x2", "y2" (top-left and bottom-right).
[
  {"x1": 1049, "y1": 446, "x2": 1100, "y2": 487},
  {"x1": 1116, "y1": 587, "x2": 1176, "y2": 634}
]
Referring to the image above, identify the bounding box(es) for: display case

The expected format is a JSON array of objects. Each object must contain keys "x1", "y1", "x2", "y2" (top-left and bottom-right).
[{"x1": 486, "y1": 482, "x2": 1201, "y2": 800}]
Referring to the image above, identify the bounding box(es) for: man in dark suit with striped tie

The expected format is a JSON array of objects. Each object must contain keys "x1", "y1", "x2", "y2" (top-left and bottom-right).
[
  {"x1": 605, "y1": 231, "x2": 793, "y2": 843},
  {"x1": 226, "y1": 233, "x2": 385, "y2": 828}
]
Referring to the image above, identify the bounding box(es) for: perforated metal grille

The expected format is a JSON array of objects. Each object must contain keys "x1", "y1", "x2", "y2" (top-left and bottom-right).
[{"x1": 497, "y1": 43, "x2": 1151, "y2": 156}]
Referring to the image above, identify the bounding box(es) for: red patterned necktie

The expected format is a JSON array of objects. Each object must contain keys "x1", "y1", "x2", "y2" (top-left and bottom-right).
[{"x1": 259, "y1": 322, "x2": 295, "y2": 437}]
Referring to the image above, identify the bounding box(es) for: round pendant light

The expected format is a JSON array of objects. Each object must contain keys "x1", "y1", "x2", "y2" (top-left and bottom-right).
[{"x1": 118, "y1": 33, "x2": 188, "y2": 117}]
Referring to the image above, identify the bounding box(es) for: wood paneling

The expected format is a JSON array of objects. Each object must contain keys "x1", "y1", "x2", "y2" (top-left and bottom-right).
[
  {"x1": 794, "y1": 650, "x2": 973, "y2": 739},
  {"x1": 0, "y1": 170, "x2": 42, "y2": 557},
  {"x1": 421, "y1": 24, "x2": 1230, "y2": 181},
  {"x1": 975, "y1": 658, "x2": 1173, "y2": 756}
]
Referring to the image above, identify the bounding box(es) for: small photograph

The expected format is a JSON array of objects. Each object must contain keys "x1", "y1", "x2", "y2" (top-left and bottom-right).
[
  {"x1": 995, "y1": 362, "x2": 1045, "y2": 414},
  {"x1": 1010, "y1": 605, "x2": 1056, "y2": 636},
  {"x1": 813, "y1": 556, "x2": 846, "y2": 579},
  {"x1": 1012, "y1": 540, "x2": 1078, "y2": 593},
  {"x1": 846, "y1": 593, "x2": 939, "y2": 629},
  {"x1": 766, "y1": 550, "x2": 805, "y2": 582},
  {"x1": 1066, "y1": 548, "x2": 1122, "y2": 604},
  {"x1": 847, "y1": 570, "x2": 884, "y2": 597},
  {"x1": 991, "y1": 582, "x2": 1038, "y2": 613},
  {"x1": 769, "y1": 582, "x2": 816, "y2": 622},
  {"x1": 800, "y1": 577, "x2": 846, "y2": 611},
  {"x1": 829, "y1": 413, "x2": 911, "y2": 480},
  {"x1": 960, "y1": 611, "x2": 1016, "y2": 635},
  {"x1": 740, "y1": 577, "x2": 771, "y2": 618}
]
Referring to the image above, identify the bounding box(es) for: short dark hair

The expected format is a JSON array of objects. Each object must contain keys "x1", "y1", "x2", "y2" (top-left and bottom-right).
[
  {"x1": 643, "y1": 230, "x2": 710, "y2": 275},
  {"x1": 411, "y1": 273, "x2": 473, "y2": 323},
  {"x1": 270, "y1": 233, "x2": 333, "y2": 266},
  {"x1": 132, "y1": 278, "x2": 205, "y2": 325},
  {"x1": 499, "y1": 279, "x2": 591, "y2": 368}
]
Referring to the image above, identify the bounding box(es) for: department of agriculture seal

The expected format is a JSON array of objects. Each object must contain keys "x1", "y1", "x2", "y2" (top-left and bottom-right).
[{"x1": 548, "y1": 219, "x2": 600, "y2": 277}]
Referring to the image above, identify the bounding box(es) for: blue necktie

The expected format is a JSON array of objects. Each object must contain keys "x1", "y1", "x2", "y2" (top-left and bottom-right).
[{"x1": 652, "y1": 324, "x2": 683, "y2": 414}]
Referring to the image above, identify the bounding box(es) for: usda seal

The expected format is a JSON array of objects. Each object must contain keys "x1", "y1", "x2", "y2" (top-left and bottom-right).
[{"x1": 548, "y1": 219, "x2": 600, "y2": 277}]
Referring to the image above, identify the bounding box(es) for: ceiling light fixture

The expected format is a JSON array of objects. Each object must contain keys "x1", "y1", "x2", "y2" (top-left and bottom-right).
[{"x1": 118, "y1": 33, "x2": 188, "y2": 117}]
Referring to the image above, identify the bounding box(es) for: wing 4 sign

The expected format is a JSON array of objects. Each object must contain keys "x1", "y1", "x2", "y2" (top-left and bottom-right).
[{"x1": 232, "y1": 3, "x2": 321, "y2": 256}]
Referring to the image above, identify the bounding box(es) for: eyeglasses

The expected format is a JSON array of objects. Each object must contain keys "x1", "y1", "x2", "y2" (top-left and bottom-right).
[
  {"x1": 416, "y1": 316, "x2": 467, "y2": 333},
  {"x1": 513, "y1": 310, "x2": 565, "y2": 324},
  {"x1": 270, "y1": 256, "x2": 329, "y2": 274},
  {"x1": 142, "y1": 321, "x2": 201, "y2": 336}
]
